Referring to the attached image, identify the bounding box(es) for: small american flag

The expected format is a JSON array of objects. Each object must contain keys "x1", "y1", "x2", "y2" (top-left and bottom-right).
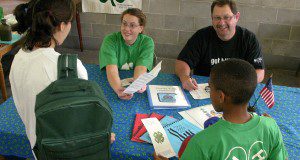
[{"x1": 259, "y1": 77, "x2": 275, "y2": 108}]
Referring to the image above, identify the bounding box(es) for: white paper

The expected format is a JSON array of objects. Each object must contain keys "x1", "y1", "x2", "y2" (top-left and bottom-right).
[
  {"x1": 189, "y1": 83, "x2": 210, "y2": 100},
  {"x1": 123, "y1": 61, "x2": 162, "y2": 94},
  {"x1": 179, "y1": 104, "x2": 222, "y2": 129},
  {"x1": 141, "y1": 118, "x2": 176, "y2": 158}
]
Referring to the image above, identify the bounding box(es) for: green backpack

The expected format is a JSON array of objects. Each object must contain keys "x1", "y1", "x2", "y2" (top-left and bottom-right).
[{"x1": 33, "y1": 54, "x2": 113, "y2": 160}]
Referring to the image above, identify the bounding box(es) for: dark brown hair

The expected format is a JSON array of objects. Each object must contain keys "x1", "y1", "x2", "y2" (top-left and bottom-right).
[
  {"x1": 211, "y1": 0, "x2": 238, "y2": 15},
  {"x1": 121, "y1": 8, "x2": 146, "y2": 33},
  {"x1": 12, "y1": 0, "x2": 37, "y2": 34},
  {"x1": 23, "y1": 0, "x2": 74, "y2": 50},
  {"x1": 210, "y1": 59, "x2": 257, "y2": 105}
]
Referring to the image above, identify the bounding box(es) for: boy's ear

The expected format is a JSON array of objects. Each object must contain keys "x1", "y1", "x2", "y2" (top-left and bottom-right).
[{"x1": 218, "y1": 90, "x2": 225, "y2": 103}]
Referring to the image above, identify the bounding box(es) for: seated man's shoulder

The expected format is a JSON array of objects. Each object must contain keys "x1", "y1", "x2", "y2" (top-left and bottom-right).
[
  {"x1": 195, "y1": 26, "x2": 215, "y2": 36},
  {"x1": 237, "y1": 25, "x2": 257, "y2": 38}
]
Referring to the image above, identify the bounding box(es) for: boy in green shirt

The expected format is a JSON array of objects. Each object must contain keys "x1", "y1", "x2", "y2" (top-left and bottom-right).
[
  {"x1": 154, "y1": 59, "x2": 288, "y2": 160},
  {"x1": 180, "y1": 59, "x2": 288, "y2": 159}
]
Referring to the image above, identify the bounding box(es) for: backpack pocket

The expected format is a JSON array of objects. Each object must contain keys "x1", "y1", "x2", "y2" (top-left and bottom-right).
[{"x1": 41, "y1": 132, "x2": 110, "y2": 160}]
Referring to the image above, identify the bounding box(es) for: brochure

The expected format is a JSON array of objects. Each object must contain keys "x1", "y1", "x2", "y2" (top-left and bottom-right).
[
  {"x1": 147, "y1": 85, "x2": 191, "y2": 109},
  {"x1": 189, "y1": 83, "x2": 210, "y2": 99}
]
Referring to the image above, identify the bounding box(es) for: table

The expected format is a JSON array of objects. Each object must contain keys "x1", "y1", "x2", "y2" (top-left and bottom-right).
[{"x1": 0, "y1": 64, "x2": 299, "y2": 159}]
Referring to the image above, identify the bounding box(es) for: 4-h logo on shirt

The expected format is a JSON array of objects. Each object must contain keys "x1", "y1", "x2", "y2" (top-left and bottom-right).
[
  {"x1": 99, "y1": 0, "x2": 125, "y2": 6},
  {"x1": 225, "y1": 141, "x2": 267, "y2": 160}
]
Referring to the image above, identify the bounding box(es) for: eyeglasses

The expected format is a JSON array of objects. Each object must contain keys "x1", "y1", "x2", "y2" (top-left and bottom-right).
[
  {"x1": 121, "y1": 21, "x2": 140, "y2": 29},
  {"x1": 212, "y1": 15, "x2": 235, "y2": 22}
]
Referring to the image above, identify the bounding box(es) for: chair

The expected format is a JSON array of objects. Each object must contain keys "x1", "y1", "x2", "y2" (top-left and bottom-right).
[
  {"x1": 73, "y1": 0, "x2": 83, "y2": 52},
  {"x1": 0, "y1": 44, "x2": 12, "y2": 101}
]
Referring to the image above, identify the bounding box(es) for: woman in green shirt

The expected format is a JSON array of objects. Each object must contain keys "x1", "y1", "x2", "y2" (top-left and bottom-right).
[{"x1": 99, "y1": 8, "x2": 154, "y2": 100}]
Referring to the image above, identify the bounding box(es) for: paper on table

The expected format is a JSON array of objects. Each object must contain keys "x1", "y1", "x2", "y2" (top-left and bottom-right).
[
  {"x1": 179, "y1": 104, "x2": 222, "y2": 129},
  {"x1": 141, "y1": 118, "x2": 176, "y2": 158},
  {"x1": 189, "y1": 83, "x2": 210, "y2": 99},
  {"x1": 123, "y1": 61, "x2": 162, "y2": 94}
]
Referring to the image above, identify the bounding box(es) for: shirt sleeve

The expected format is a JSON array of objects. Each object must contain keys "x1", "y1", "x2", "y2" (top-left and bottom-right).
[
  {"x1": 135, "y1": 36, "x2": 154, "y2": 71},
  {"x1": 245, "y1": 33, "x2": 265, "y2": 69},
  {"x1": 180, "y1": 136, "x2": 208, "y2": 160},
  {"x1": 99, "y1": 34, "x2": 118, "y2": 70},
  {"x1": 77, "y1": 59, "x2": 88, "y2": 80},
  {"x1": 268, "y1": 120, "x2": 289, "y2": 160},
  {"x1": 177, "y1": 31, "x2": 203, "y2": 69}
]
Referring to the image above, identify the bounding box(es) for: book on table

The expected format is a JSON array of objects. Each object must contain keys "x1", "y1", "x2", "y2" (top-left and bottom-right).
[
  {"x1": 179, "y1": 104, "x2": 222, "y2": 129},
  {"x1": 147, "y1": 85, "x2": 191, "y2": 109},
  {"x1": 131, "y1": 112, "x2": 164, "y2": 143}
]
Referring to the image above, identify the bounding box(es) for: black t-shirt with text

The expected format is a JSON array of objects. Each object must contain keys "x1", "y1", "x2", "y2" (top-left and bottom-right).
[{"x1": 178, "y1": 26, "x2": 264, "y2": 76}]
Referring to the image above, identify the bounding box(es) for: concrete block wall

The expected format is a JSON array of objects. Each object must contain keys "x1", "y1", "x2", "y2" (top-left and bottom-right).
[{"x1": 62, "y1": 0, "x2": 300, "y2": 71}]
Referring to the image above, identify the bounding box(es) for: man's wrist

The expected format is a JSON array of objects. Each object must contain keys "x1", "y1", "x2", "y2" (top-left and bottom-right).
[{"x1": 179, "y1": 75, "x2": 190, "y2": 82}]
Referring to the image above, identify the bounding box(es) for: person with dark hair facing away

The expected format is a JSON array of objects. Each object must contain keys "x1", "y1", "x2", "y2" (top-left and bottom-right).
[
  {"x1": 175, "y1": 0, "x2": 265, "y2": 91},
  {"x1": 9, "y1": 0, "x2": 115, "y2": 156},
  {"x1": 179, "y1": 59, "x2": 288, "y2": 159},
  {"x1": 99, "y1": 8, "x2": 154, "y2": 100}
]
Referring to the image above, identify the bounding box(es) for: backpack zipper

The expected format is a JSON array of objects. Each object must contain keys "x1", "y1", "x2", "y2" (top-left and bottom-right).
[
  {"x1": 66, "y1": 55, "x2": 69, "y2": 77},
  {"x1": 42, "y1": 132, "x2": 109, "y2": 145}
]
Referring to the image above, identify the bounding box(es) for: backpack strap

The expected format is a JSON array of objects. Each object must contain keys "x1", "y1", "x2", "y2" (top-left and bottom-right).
[{"x1": 57, "y1": 54, "x2": 78, "y2": 79}]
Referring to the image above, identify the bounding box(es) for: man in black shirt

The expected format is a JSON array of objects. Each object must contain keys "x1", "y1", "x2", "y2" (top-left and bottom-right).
[{"x1": 175, "y1": 0, "x2": 265, "y2": 91}]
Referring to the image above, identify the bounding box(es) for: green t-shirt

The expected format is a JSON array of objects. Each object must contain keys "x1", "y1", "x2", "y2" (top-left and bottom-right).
[
  {"x1": 99, "y1": 32, "x2": 154, "y2": 71},
  {"x1": 181, "y1": 114, "x2": 288, "y2": 160}
]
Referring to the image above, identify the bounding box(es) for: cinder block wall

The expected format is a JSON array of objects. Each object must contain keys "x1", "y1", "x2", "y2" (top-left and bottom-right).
[{"x1": 62, "y1": 0, "x2": 300, "y2": 71}]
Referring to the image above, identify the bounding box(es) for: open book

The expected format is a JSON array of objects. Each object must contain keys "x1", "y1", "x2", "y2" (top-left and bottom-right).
[
  {"x1": 147, "y1": 85, "x2": 191, "y2": 109},
  {"x1": 179, "y1": 104, "x2": 222, "y2": 129}
]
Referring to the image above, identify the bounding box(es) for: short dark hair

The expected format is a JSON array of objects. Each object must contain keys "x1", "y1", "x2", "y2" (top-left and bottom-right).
[
  {"x1": 211, "y1": 0, "x2": 238, "y2": 15},
  {"x1": 22, "y1": 0, "x2": 75, "y2": 50},
  {"x1": 121, "y1": 8, "x2": 146, "y2": 33},
  {"x1": 210, "y1": 59, "x2": 257, "y2": 105}
]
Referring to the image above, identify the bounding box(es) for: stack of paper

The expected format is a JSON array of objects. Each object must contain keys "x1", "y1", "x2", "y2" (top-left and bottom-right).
[{"x1": 141, "y1": 117, "x2": 202, "y2": 158}]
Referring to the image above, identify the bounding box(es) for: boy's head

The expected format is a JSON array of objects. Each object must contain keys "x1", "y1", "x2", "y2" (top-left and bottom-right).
[{"x1": 209, "y1": 59, "x2": 257, "y2": 112}]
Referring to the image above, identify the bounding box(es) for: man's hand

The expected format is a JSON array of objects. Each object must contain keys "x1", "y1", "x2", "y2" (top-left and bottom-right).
[
  {"x1": 180, "y1": 75, "x2": 198, "y2": 91},
  {"x1": 110, "y1": 133, "x2": 116, "y2": 144},
  {"x1": 116, "y1": 88, "x2": 133, "y2": 100}
]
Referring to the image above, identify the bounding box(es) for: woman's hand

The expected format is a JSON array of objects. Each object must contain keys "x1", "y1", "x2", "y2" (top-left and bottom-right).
[
  {"x1": 116, "y1": 87, "x2": 133, "y2": 100},
  {"x1": 137, "y1": 85, "x2": 147, "y2": 93},
  {"x1": 110, "y1": 133, "x2": 116, "y2": 144}
]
